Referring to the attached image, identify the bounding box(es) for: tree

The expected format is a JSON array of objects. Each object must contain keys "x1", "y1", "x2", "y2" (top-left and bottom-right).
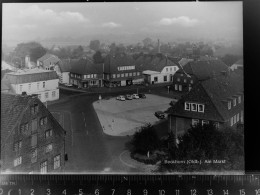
[
  {"x1": 30, "y1": 46, "x2": 47, "y2": 62},
  {"x1": 72, "y1": 45, "x2": 84, "y2": 59},
  {"x1": 93, "y1": 51, "x2": 104, "y2": 63},
  {"x1": 131, "y1": 124, "x2": 161, "y2": 155},
  {"x1": 89, "y1": 40, "x2": 100, "y2": 51},
  {"x1": 142, "y1": 37, "x2": 153, "y2": 47}
]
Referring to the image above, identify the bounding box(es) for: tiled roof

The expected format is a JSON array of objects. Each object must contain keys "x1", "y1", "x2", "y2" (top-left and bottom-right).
[
  {"x1": 2, "y1": 69, "x2": 59, "y2": 84},
  {"x1": 167, "y1": 71, "x2": 243, "y2": 122},
  {"x1": 179, "y1": 59, "x2": 229, "y2": 80},
  {"x1": 70, "y1": 59, "x2": 103, "y2": 75},
  {"x1": 57, "y1": 60, "x2": 73, "y2": 72},
  {"x1": 37, "y1": 53, "x2": 59, "y2": 62},
  {"x1": 104, "y1": 53, "x2": 138, "y2": 73},
  {"x1": 135, "y1": 53, "x2": 178, "y2": 72},
  {"x1": 1, "y1": 93, "x2": 65, "y2": 145}
]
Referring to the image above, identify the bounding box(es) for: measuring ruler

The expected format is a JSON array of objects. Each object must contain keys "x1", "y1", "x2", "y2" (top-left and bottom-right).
[{"x1": 0, "y1": 175, "x2": 259, "y2": 195}]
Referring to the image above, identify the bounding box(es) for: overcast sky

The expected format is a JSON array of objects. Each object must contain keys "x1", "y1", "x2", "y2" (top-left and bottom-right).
[{"x1": 2, "y1": 2, "x2": 243, "y2": 45}]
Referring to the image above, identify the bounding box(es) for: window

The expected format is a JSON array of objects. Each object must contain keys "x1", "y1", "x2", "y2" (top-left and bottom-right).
[
  {"x1": 87, "y1": 75, "x2": 90, "y2": 78},
  {"x1": 29, "y1": 84, "x2": 31, "y2": 91},
  {"x1": 117, "y1": 74, "x2": 120, "y2": 78},
  {"x1": 233, "y1": 98, "x2": 236, "y2": 106},
  {"x1": 177, "y1": 78, "x2": 180, "y2": 82},
  {"x1": 40, "y1": 161, "x2": 48, "y2": 173},
  {"x1": 94, "y1": 74, "x2": 97, "y2": 78},
  {"x1": 190, "y1": 80, "x2": 193, "y2": 84},
  {"x1": 185, "y1": 102, "x2": 191, "y2": 111},
  {"x1": 54, "y1": 155, "x2": 61, "y2": 169},
  {"x1": 45, "y1": 92, "x2": 49, "y2": 99},
  {"x1": 164, "y1": 76, "x2": 167, "y2": 82},
  {"x1": 31, "y1": 118, "x2": 38, "y2": 132},
  {"x1": 31, "y1": 134, "x2": 37, "y2": 147},
  {"x1": 228, "y1": 101, "x2": 231, "y2": 110},
  {"x1": 198, "y1": 104, "x2": 205, "y2": 113},
  {"x1": 191, "y1": 103, "x2": 197, "y2": 111},
  {"x1": 31, "y1": 149, "x2": 37, "y2": 163},
  {"x1": 125, "y1": 73, "x2": 129, "y2": 77},
  {"x1": 14, "y1": 156, "x2": 22, "y2": 167},
  {"x1": 43, "y1": 82, "x2": 45, "y2": 88},
  {"x1": 133, "y1": 72, "x2": 136, "y2": 76},
  {"x1": 154, "y1": 77, "x2": 158, "y2": 82},
  {"x1": 38, "y1": 94, "x2": 41, "y2": 100},
  {"x1": 137, "y1": 72, "x2": 140, "y2": 76},
  {"x1": 237, "y1": 113, "x2": 240, "y2": 123},
  {"x1": 233, "y1": 115, "x2": 237, "y2": 124},
  {"x1": 175, "y1": 84, "x2": 178, "y2": 90},
  {"x1": 179, "y1": 85, "x2": 182, "y2": 91},
  {"x1": 214, "y1": 122, "x2": 220, "y2": 129},
  {"x1": 45, "y1": 144, "x2": 53, "y2": 153},
  {"x1": 184, "y1": 79, "x2": 187, "y2": 83},
  {"x1": 40, "y1": 117, "x2": 48, "y2": 126},
  {"x1": 202, "y1": 120, "x2": 209, "y2": 126},
  {"x1": 14, "y1": 141, "x2": 22, "y2": 152},
  {"x1": 170, "y1": 68, "x2": 172, "y2": 71},
  {"x1": 181, "y1": 74, "x2": 183, "y2": 77},
  {"x1": 129, "y1": 73, "x2": 132, "y2": 76},
  {"x1": 166, "y1": 68, "x2": 168, "y2": 72},
  {"x1": 20, "y1": 85, "x2": 23, "y2": 92},
  {"x1": 241, "y1": 110, "x2": 244, "y2": 123},
  {"x1": 52, "y1": 91, "x2": 56, "y2": 98},
  {"x1": 31, "y1": 104, "x2": 39, "y2": 114},
  {"x1": 121, "y1": 73, "x2": 124, "y2": 77},
  {"x1": 112, "y1": 74, "x2": 116, "y2": 78},
  {"x1": 231, "y1": 117, "x2": 234, "y2": 126},
  {"x1": 20, "y1": 123, "x2": 29, "y2": 134},
  {"x1": 238, "y1": 96, "x2": 241, "y2": 104},
  {"x1": 37, "y1": 83, "x2": 40, "y2": 90},
  {"x1": 192, "y1": 119, "x2": 199, "y2": 126},
  {"x1": 45, "y1": 129, "x2": 53, "y2": 138}
]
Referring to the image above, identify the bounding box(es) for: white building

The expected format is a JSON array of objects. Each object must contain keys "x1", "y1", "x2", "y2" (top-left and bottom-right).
[{"x1": 1, "y1": 69, "x2": 59, "y2": 103}]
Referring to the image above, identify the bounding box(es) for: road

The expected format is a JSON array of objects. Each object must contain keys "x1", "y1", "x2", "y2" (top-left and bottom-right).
[{"x1": 49, "y1": 92, "x2": 139, "y2": 173}]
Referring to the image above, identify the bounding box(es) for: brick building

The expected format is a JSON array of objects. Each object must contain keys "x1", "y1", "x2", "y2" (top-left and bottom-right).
[{"x1": 1, "y1": 93, "x2": 66, "y2": 173}]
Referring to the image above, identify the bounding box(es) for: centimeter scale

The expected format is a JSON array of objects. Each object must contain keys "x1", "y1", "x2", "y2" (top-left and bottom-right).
[{"x1": 0, "y1": 174, "x2": 260, "y2": 195}]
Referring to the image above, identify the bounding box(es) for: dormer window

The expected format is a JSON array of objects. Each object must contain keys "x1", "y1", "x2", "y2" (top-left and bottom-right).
[
  {"x1": 238, "y1": 96, "x2": 241, "y2": 104},
  {"x1": 184, "y1": 79, "x2": 187, "y2": 83},
  {"x1": 233, "y1": 98, "x2": 236, "y2": 106},
  {"x1": 185, "y1": 102, "x2": 191, "y2": 111},
  {"x1": 191, "y1": 103, "x2": 197, "y2": 111},
  {"x1": 198, "y1": 104, "x2": 205, "y2": 113},
  {"x1": 228, "y1": 101, "x2": 231, "y2": 110}
]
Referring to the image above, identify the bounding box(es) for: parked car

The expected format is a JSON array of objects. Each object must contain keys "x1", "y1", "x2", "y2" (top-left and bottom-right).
[
  {"x1": 116, "y1": 95, "x2": 126, "y2": 101},
  {"x1": 132, "y1": 94, "x2": 139, "y2": 99},
  {"x1": 126, "y1": 94, "x2": 133, "y2": 100},
  {"x1": 155, "y1": 111, "x2": 166, "y2": 119},
  {"x1": 138, "y1": 93, "x2": 146, "y2": 99},
  {"x1": 65, "y1": 84, "x2": 73, "y2": 87}
]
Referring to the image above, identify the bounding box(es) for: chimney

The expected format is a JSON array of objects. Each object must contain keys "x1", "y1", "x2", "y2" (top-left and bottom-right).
[
  {"x1": 21, "y1": 91, "x2": 27, "y2": 97},
  {"x1": 158, "y1": 39, "x2": 161, "y2": 53}
]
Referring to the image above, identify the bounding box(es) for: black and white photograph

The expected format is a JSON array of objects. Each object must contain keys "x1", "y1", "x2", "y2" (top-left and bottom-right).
[{"x1": 1, "y1": 2, "x2": 244, "y2": 174}]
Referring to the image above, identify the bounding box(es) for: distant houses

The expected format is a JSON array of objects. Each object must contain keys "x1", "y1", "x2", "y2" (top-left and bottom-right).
[
  {"x1": 37, "y1": 54, "x2": 61, "y2": 70},
  {"x1": 1, "y1": 93, "x2": 66, "y2": 173},
  {"x1": 167, "y1": 70, "x2": 243, "y2": 139},
  {"x1": 1, "y1": 69, "x2": 60, "y2": 103},
  {"x1": 230, "y1": 59, "x2": 243, "y2": 71}
]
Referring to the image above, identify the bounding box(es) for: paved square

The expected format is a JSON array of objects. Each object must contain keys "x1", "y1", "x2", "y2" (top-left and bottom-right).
[{"x1": 93, "y1": 94, "x2": 172, "y2": 136}]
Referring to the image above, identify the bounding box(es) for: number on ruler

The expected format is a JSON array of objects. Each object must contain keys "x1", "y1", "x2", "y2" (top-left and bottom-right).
[
  {"x1": 143, "y1": 189, "x2": 148, "y2": 195},
  {"x1": 127, "y1": 189, "x2": 131, "y2": 195},
  {"x1": 62, "y1": 189, "x2": 66, "y2": 195},
  {"x1": 46, "y1": 188, "x2": 51, "y2": 195},
  {"x1": 256, "y1": 189, "x2": 260, "y2": 195},
  {"x1": 111, "y1": 189, "x2": 115, "y2": 195},
  {"x1": 191, "y1": 189, "x2": 197, "y2": 195},
  {"x1": 31, "y1": 189, "x2": 34, "y2": 195},
  {"x1": 159, "y1": 189, "x2": 165, "y2": 195},
  {"x1": 223, "y1": 190, "x2": 229, "y2": 195},
  {"x1": 79, "y1": 189, "x2": 83, "y2": 195},
  {"x1": 95, "y1": 189, "x2": 99, "y2": 195},
  {"x1": 207, "y1": 189, "x2": 213, "y2": 195},
  {"x1": 239, "y1": 189, "x2": 245, "y2": 195},
  {"x1": 176, "y1": 189, "x2": 180, "y2": 195}
]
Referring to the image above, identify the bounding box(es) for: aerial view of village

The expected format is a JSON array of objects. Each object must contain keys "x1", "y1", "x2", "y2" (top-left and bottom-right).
[{"x1": 1, "y1": 2, "x2": 244, "y2": 174}]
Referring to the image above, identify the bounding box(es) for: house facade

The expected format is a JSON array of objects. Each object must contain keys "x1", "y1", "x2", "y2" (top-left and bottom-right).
[
  {"x1": 103, "y1": 53, "x2": 144, "y2": 87},
  {"x1": 69, "y1": 59, "x2": 104, "y2": 88},
  {"x1": 37, "y1": 54, "x2": 60, "y2": 70},
  {"x1": 167, "y1": 71, "x2": 243, "y2": 139},
  {"x1": 53, "y1": 59, "x2": 73, "y2": 84},
  {"x1": 1, "y1": 69, "x2": 59, "y2": 103},
  {"x1": 171, "y1": 59, "x2": 229, "y2": 93},
  {"x1": 136, "y1": 53, "x2": 179, "y2": 84},
  {"x1": 1, "y1": 93, "x2": 66, "y2": 173}
]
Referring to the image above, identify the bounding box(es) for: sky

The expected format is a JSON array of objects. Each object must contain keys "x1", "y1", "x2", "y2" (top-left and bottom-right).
[{"x1": 2, "y1": 2, "x2": 243, "y2": 46}]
